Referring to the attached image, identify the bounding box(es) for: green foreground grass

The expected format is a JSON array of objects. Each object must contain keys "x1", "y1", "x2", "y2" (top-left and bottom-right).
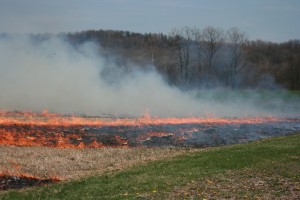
[{"x1": 1, "y1": 133, "x2": 300, "y2": 199}]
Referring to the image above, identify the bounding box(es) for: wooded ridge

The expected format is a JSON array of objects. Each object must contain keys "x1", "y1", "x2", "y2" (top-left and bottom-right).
[{"x1": 11, "y1": 27, "x2": 299, "y2": 90}]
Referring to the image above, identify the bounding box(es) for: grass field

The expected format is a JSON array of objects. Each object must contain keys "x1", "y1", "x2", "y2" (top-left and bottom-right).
[{"x1": 0, "y1": 133, "x2": 299, "y2": 199}]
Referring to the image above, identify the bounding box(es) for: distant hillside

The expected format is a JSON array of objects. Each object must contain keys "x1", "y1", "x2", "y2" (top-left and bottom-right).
[{"x1": 34, "y1": 27, "x2": 300, "y2": 90}]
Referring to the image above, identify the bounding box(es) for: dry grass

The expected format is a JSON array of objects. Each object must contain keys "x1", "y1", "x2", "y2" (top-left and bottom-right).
[{"x1": 0, "y1": 145, "x2": 194, "y2": 181}]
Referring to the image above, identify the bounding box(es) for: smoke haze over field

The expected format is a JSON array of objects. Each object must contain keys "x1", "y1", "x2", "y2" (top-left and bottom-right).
[{"x1": 0, "y1": 35, "x2": 299, "y2": 117}]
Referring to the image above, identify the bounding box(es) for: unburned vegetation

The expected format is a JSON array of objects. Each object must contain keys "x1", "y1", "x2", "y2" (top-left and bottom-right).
[{"x1": 0, "y1": 146, "x2": 194, "y2": 180}]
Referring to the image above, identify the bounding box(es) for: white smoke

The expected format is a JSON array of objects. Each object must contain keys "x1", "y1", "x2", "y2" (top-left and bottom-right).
[{"x1": 0, "y1": 35, "x2": 299, "y2": 117}]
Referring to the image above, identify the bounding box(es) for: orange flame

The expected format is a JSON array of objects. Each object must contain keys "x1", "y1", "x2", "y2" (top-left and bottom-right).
[
  {"x1": 0, "y1": 111, "x2": 294, "y2": 149},
  {"x1": 0, "y1": 111, "x2": 288, "y2": 126}
]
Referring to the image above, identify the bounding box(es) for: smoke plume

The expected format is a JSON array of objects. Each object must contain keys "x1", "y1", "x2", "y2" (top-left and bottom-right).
[{"x1": 0, "y1": 35, "x2": 299, "y2": 117}]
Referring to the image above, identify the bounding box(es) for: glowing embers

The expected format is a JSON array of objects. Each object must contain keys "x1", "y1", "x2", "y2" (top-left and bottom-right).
[
  {"x1": 0, "y1": 111, "x2": 300, "y2": 149},
  {"x1": 0, "y1": 124, "x2": 127, "y2": 148}
]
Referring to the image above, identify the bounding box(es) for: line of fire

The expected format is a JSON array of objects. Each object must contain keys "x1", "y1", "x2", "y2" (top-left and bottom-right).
[{"x1": 1, "y1": 111, "x2": 300, "y2": 149}]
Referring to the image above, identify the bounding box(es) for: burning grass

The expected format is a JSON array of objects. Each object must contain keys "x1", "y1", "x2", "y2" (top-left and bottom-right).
[
  {"x1": 0, "y1": 110, "x2": 295, "y2": 127},
  {"x1": 0, "y1": 133, "x2": 299, "y2": 199},
  {"x1": 1, "y1": 111, "x2": 299, "y2": 149}
]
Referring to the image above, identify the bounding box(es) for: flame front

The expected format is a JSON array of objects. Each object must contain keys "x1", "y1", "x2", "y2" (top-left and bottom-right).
[{"x1": 0, "y1": 111, "x2": 298, "y2": 149}]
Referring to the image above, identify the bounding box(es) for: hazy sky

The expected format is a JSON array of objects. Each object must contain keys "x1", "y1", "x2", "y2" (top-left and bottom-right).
[{"x1": 1, "y1": 0, "x2": 299, "y2": 42}]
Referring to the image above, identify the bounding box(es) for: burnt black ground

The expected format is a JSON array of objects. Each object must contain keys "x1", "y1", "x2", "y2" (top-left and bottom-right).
[
  {"x1": 86, "y1": 119, "x2": 300, "y2": 147},
  {"x1": 0, "y1": 175, "x2": 59, "y2": 191}
]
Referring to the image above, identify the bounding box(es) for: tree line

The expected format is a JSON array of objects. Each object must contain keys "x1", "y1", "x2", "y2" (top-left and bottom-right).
[{"x1": 65, "y1": 27, "x2": 300, "y2": 90}]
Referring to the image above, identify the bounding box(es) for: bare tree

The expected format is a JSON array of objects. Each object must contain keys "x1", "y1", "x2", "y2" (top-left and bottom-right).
[
  {"x1": 226, "y1": 27, "x2": 248, "y2": 88},
  {"x1": 191, "y1": 27, "x2": 203, "y2": 72},
  {"x1": 201, "y1": 26, "x2": 224, "y2": 71},
  {"x1": 169, "y1": 27, "x2": 193, "y2": 85}
]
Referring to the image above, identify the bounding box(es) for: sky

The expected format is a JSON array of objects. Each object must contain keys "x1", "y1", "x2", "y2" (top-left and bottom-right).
[{"x1": 0, "y1": 0, "x2": 300, "y2": 42}]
